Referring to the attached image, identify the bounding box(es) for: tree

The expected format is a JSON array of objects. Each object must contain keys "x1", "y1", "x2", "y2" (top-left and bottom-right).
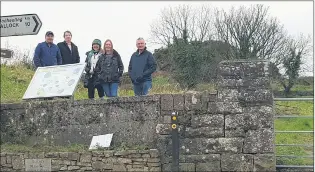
[
  {"x1": 149, "y1": 4, "x2": 215, "y2": 47},
  {"x1": 279, "y1": 34, "x2": 312, "y2": 96},
  {"x1": 214, "y1": 4, "x2": 286, "y2": 61}
]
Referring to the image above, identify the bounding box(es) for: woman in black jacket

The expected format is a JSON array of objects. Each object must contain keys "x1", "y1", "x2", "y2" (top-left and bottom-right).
[
  {"x1": 84, "y1": 39, "x2": 105, "y2": 99},
  {"x1": 95, "y1": 39, "x2": 124, "y2": 97}
]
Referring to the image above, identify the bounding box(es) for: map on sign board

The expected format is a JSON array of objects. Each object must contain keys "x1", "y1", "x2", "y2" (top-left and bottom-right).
[{"x1": 23, "y1": 63, "x2": 85, "y2": 99}]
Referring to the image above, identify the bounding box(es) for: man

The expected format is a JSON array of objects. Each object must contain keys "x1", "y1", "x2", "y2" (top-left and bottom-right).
[
  {"x1": 33, "y1": 31, "x2": 62, "y2": 68},
  {"x1": 128, "y1": 37, "x2": 157, "y2": 96},
  {"x1": 57, "y1": 30, "x2": 80, "y2": 65}
]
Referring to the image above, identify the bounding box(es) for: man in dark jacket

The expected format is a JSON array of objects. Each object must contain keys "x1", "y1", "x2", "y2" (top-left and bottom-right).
[
  {"x1": 33, "y1": 31, "x2": 62, "y2": 68},
  {"x1": 128, "y1": 37, "x2": 157, "y2": 96},
  {"x1": 57, "y1": 30, "x2": 80, "y2": 65}
]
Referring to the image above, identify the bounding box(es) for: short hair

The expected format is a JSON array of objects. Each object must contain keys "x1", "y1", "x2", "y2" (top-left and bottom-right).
[
  {"x1": 63, "y1": 30, "x2": 72, "y2": 37},
  {"x1": 137, "y1": 37, "x2": 145, "y2": 41}
]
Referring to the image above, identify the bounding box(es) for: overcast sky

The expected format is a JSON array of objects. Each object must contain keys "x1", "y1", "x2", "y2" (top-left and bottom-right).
[{"x1": 1, "y1": 1, "x2": 314, "y2": 75}]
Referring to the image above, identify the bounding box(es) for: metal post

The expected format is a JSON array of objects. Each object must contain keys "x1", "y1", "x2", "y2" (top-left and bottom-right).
[{"x1": 171, "y1": 112, "x2": 179, "y2": 172}]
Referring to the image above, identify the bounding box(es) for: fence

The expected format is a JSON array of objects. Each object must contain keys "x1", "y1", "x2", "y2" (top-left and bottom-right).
[{"x1": 274, "y1": 97, "x2": 314, "y2": 171}]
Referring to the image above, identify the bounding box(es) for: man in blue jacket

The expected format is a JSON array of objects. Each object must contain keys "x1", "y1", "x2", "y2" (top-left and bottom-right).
[
  {"x1": 128, "y1": 37, "x2": 157, "y2": 96},
  {"x1": 33, "y1": 31, "x2": 62, "y2": 68}
]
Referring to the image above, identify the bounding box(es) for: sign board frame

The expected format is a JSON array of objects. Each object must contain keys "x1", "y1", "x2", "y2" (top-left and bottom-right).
[
  {"x1": 0, "y1": 13, "x2": 42, "y2": 37},
  {"x1": 22, "y1": 63, "x2": 85, "y2": 100},
  {"x1": 0, "y1": 48, "x2": 13, "y2": 58}
]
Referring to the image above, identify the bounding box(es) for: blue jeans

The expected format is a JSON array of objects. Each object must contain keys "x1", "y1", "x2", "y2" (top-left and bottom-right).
[
  {"x1": 133, "y1": 81, "x2": 152, "y2": 96},
  {"x1": 102, "y1": 83, "x2": 119, "y2": 97}
]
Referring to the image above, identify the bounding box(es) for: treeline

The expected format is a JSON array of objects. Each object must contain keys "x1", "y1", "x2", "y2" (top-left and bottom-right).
[{"x1": 150, "y1": 4, "x2": 313, "y2": 95}]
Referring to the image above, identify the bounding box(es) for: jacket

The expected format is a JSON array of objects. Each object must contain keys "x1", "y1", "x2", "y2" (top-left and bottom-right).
[
  {"x1": 57, "y1": 41, "x2": 80, "y2": 64},
  {"x1": 33, "y1": 42, "x2": 62, "y2": 68},
  {"x1": 84, "y1": 51, "x2": 102, "y2": 86},
  {"x1": 128, "y1": 47, "x2": 157, "y2": 84},
  {"x1": 95, "y1": 49, "x2": 124, "y2": 83}
]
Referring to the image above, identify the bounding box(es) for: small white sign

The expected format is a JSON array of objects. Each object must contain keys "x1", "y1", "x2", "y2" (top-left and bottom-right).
[{"x1": 89, "y1": 133, "x2": 113, "y2": 150}]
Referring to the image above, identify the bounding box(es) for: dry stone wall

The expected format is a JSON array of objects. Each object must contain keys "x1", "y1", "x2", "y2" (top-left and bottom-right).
[{"x1": 0, "y1": 60, "x2": 275, "y2": 171}]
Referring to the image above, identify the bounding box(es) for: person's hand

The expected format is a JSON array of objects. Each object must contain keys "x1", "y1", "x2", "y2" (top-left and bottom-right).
[{"x1": 136, "y1": 75, "x2": 144, "y2": 83}]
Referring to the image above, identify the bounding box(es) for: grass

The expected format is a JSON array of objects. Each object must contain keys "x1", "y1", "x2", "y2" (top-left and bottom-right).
[
  {"x1": 275, "y1": 101, "x2": 314, "y2": 166},
  {"x1": 0, "y1": 64, "x2": 314, "y2": 166}
]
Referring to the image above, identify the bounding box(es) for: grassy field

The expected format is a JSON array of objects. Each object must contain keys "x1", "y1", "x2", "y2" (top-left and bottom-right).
[{"x1": 0, "y1": 64, "x2": 314, "y2": 166}]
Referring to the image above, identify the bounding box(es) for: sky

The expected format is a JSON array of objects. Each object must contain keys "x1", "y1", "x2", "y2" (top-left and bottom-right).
[{"x1": 1, "y1": 1, "x2": 314, "y2": 76}]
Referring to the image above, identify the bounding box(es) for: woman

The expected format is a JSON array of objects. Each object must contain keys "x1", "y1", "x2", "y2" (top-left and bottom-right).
[
  {"x1": 84, "y1": 39, "x2": 105, "y2": 100},
  {"x1": 95, "y1": 39, "x2": 124, "y2": 97}
]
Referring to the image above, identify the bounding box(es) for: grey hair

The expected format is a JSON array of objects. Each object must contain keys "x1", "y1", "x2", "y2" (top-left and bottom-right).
[{"x1": 137, "y1": 37, "x2": 145, "y2": 41}]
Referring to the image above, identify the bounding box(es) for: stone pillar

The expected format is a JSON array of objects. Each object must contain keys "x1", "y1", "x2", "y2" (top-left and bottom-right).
[
  {"x1": 216, "y1": 60, "x2": 275, "y2": 171},
  {"x1": 156, "y1": 60, "x2": 275, "y2": 172}
]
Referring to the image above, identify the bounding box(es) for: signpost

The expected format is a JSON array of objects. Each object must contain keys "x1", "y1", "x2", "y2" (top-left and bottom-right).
[
  {"x1": 0, "y1": 13, "x2": 42, "y2": 37},
  {"x1": 0, "y1": 48, "x2": 13, "y2": 58}
]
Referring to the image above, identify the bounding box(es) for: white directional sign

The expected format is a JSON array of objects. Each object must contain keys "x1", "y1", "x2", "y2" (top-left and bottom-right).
[{"x1": 0, "y1": 14, "x2": 42, "y2": 37}]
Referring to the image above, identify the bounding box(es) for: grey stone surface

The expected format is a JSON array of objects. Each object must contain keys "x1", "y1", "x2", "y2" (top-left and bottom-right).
[
  {"x1": 244, "y1": 129, "x2": 274, "y2": 153},
  {"x1": 161, "y1": 94, "x2": 173, "y2": 110},
  {"x1": 185, "y1": 127, "x2": 224, "y2": 138},
  {"x1": 179, "y1": 163, "x2": 195, "y2": 171},
  {"x1": 173, "y1": 94, "x2": 185, "y2": 110},
  {"x1": 25, "y1": 159, "x2": 51, "y2": 171},
  {"x1": 221, "y1": 154, "x2": 253, "y2": 171},
  {"x1": 196, "y1": 162, "x2": 221, "y2": 171},
  {"x1": 254, "y1": 154, "x2": 276, "y2": 171},
  {"x1": 12, "y1": 156, "x2": 24, "y2": 169},
  {"x1": 191, "y1": 114, "x2": 224, "y2": 128}
]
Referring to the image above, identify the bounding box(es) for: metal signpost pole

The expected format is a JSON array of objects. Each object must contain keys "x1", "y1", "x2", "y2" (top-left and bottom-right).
[{"x1": 171, "y1": 112, "x2": 179, "y2": 172}]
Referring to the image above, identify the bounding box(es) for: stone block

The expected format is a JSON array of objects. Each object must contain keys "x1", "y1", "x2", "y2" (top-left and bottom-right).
[
  {"x1": 196, "y1": 162, "x2": 221, "y2": 171},
  {"x1": 148, "y1": 162, "x2": 161, "y2": 167},
  {"x1": 68, "y1": 152, "x2": 80, "y2": 160},
  {"x1": 182, "y1": 154, "x2": 220, "y2": 163},
  {"x1": 148, "y1": 158, "x2": 160, "y2": 163},
  {"x1": 208, "y1": 102, "x2": 217, "y2": 113},
  {"x1": 12, "y1": 156, "x2": 24, "y2": 169},
  {"x1": 117, "y1": 158, "x2": 132, "y2": 164},
  {"x1": 221, "y1": 154, "x2": 253, "y2": 171},
  {"x1": 150, "y1": 167, "x2": 161, "y2": 171},
  {"x1": 173, "y1": 94, "x2": 184, "y2": 110},
  {"x1": 59, "y1": 152, "x2": 68, "y2": 159},
  {"x1": 104, "y1": 150, "x2": 114, "y2": 157},
  {"x1": 179, "y1": 163, "x2": 195, "y2": 171},
  {"x1": 80, "y1": 166, "x2": 93, "y2": 171},
  {"x1": 156, "y1": 124, "x2": 170, "y2": 135},
  {"x1": 113, "y1": 164, "x2": 127, "y2": 171},
  {"x1": 28, "y1": 152, "x2": 45, "y2": 159},
  {"x1": 218, "y1": 138, "x2": 244, "y2": 153},
  {"x1": 25, "y1": 158, "x2": 52, "y2": 171},
  {"x1": 185, "y1": 127, "x2": 224, "y2": 138},
  {"x1": 1, "y1": 156, "x2": 6, "y2": 165},
  {"x1": 142, "y1": 154, "x2": 150, "y2": 158},
  {"x1": 225, "y1": 128, "x2": 246, "y2": 137},
  {"x1": 80, "y1": 153, "x2": 92, "y2": 162},
  {"x1": 225, "y1": 114, "x2": 259, "y2": 131},
  {"x1": 114, "y1": 150, "x2": 130, "y2": 156},
  {"x1": 254, "y1": 154, "x2": 276, "y2": 171},
  {"x1": 217, "y1": 89, "x2": 239, "y2": 102},
  {"x1": 68, "y1": 165, "x2": 80, "y2": 170},
  {"x1": 45, "y1": 152, "x2": 59, "y2": 158},
  {"x1": 243, "y1": 106, "x2": 273, "y2": 128},
  {"x1": 216, "y1": 102, "x2": 243, "y2": 114},
  {"x1": 243, "y1": 129, "x2": 274, "y2": 153},
  {"x1": 92, "y1": 161, "x2": 113, "y2": 170},
  {"x1": 161, "y1": 94, "x2": 173, "y2": 110},
  {"x1": 238, "y1": 89, "x2": 273, "y2": 104},
  {"x1": 191, "y1": 114, "x2": 224, "y2": 128},
  {"x1": 149, "y1": 149, "x2": 159, "y2": 158},
  {"x1": 77, "y1": 161, "x2": 92, "y2": 166}
]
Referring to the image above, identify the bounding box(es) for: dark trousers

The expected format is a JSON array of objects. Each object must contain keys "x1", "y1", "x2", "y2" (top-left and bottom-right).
[{"x1": 87, "y1": 82, "x2": 104, "y2": 99}]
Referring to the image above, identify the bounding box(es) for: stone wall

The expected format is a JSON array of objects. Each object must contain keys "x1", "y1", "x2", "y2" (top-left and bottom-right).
[
  {"x1": 0, "y1": 60, "x2": 276, "y2": 171},
  {"x1": 156, "y1": 60, "x2": 275, "y2": 171},
  {"x1": 0, "y1": 149, "x2": 161, "y2": 171}
]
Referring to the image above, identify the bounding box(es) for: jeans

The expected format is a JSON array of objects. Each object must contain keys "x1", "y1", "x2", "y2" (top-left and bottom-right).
[
  {"x1": 102, "y1": 83, "x2": 119, "y2": 97},
  {"x1": 133, "y1": 81, "x2": 152, "y2": 96}
]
